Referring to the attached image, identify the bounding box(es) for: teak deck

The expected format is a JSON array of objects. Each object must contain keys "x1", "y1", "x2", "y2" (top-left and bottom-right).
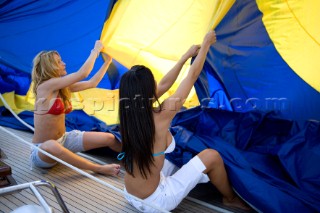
[{"x1": 0, "y1": 126, "x2": 242, "y2": 213}]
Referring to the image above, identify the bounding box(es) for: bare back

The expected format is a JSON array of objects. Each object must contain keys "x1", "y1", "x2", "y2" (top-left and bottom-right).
[{"x1": 124, "y1": 111, "x2": 172, "y2": 199}]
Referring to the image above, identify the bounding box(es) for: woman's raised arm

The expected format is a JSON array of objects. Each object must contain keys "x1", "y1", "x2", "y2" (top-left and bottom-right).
[{"x1": 160, "y1": 31, "x2": 216, "y2": 120}]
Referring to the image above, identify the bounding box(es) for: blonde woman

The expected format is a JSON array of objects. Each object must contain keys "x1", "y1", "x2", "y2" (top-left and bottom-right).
[{"x1": 31, "y1": 40, "x2": 121, "y2": 176}]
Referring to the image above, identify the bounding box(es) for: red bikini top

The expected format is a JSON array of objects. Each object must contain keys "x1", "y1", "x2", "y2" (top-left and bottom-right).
[{"x1": 46, "y1": 96, "x2": 72, "y2": 115}]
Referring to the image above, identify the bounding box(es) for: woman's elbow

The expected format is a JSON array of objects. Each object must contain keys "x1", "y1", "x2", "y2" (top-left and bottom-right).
[
  {"x1": 82, "y1": 72, "x2": 90, "y2": 79},
  {"x1": 91, "y1": 82, "x2": 98, "y2": 88},
  {"x1": 87, "y1": 80, "x2": 98, "y2": 88}
]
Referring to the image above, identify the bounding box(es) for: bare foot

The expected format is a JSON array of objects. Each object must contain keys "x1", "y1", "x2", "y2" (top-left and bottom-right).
[
  {"x1": 97, "y1": 164, "x2": 121, "y2": 177},
  {"x1": 223, "y1": 196, "x2": 251, "y2": 211}
]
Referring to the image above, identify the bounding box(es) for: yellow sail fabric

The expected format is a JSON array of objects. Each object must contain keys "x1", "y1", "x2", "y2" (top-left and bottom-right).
[
  {"x1": 74, "y1": 89, "x2": 120, "y2": 124},
  {"x1": 0, "y1": 92, "x2": 34, "y2": 114},
  {"x1": 101, "y1": 0, "x2": 235, "y2": 106},
  {"x1": 1, "y1": 0, "x2": 235, "y2": 126},
  {"x1": 256, "y1": 0, "x2": 320, "y2": 92}
]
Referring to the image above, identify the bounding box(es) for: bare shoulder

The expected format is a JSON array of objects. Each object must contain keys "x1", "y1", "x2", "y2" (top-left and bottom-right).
[
  {"x1": 35, "y1": 83, "x2": 59, "y2": 103},
  {"x1": 36, "y1": 81, "x2": 55, "y2": 97},
  {"x1": 153, "y1": 111, "x2": 171, "y2": 130},
  {"x1": 36, "y1": 78, "x2": 56, "y2": 93}
]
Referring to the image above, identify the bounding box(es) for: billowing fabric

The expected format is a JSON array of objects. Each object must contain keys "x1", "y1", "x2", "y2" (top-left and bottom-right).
[
  {"x1": 166, "y1": 106, "x2": 320, "y2": 212},
  {"x1": 0, "y1": 0, "x2": 114, "y2": 75},
  {"x1": 3, "y1": 0, "x2": 318, "y2": 123},
  {"x1": 100, "y1": 0, "x2": 235, "y2": 105},
  {"x1": 256, "y1": 0, "x2": 320, "y2": 92},
  {"x1": 0, "y1": 64, "x2": 33, "y2": 114},
  {"x1": 198, "y1": 0, "x2": 320, "y2": 121},
  {"x1": 0, "y1": 64, "x2": 30, "y2": 95},
  {"x1": 194, "y1": 59, "x2": 232, "y2": 111}
]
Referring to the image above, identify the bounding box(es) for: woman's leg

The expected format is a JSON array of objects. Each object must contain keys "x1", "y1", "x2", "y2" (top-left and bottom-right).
[
  {"x1": 82, "y1": 132, "x2": 122, "y2": 152},
  {"x1": 197, "y1": 149, "x2": 250, "y2": 210},
  {"x1": 38, "y1": 140, "x2": 120, "y2": 176}
]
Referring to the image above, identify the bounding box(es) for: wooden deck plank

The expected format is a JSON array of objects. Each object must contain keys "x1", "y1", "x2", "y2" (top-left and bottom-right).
[
  {"x1": 0, "y1": 197, "x2": 17, "y2": 212},
  {"x1": 0, "y1": 201, "x2": 11, "y2": 213},
  {"x1": 1, "y1": 142, "x2": 97, "y2": 212},
  {"x1": 1, "y1": 134, "x2": 130, "y2": 210},
  {"x1": 0, "y1": 127, "x2": 138, "y2": 213}
]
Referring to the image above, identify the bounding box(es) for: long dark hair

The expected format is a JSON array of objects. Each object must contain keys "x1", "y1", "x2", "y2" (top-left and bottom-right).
[{"x1": 119, "y1": 65, "x2": 161, "y2": 179}]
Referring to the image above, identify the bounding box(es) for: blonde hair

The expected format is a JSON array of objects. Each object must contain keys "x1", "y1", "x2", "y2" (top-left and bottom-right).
[{"x1": 31, "y1": 51, "x2": 71, "y2": 108}]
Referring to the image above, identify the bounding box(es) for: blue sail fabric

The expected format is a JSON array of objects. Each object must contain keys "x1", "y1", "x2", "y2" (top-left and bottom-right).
[
  {"x1": 0, "y1": 0, "x2": 116, "y2": 87},
  {"x1": 0, "y1": 64, "x2": 31, "y2": 95},
  {"x1": 194, "y1": 0, "x2": 320, "y2": 121},
  {"x1": 185, "y1": 1, "x2": 320, "y2": 210},
  {"x1": 166, "y1": 106, "x2": 320, "y2": 212},
  {"x1": 194, "y1": 60, "x2": 232, "y2": 111},
  {"x1": 1, "y1": 0, "x2": 319, "y2": 121}
]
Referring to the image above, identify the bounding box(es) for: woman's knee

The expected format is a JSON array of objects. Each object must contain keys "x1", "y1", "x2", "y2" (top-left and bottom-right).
[
  {"x1": 40, "y1": 140, "x2": 64, "y2": 156},
  {"x1": 198, "y1": 149, "x2": 223, "y2": 168}
]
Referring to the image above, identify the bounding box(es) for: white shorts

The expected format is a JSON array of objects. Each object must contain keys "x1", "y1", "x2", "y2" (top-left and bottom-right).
[
  {"x1": 125, "y1": 156, "x2": 210, "y2": 212},
  {"x1": 30, "y1": 130, "x2": 85, "y2": 168}
]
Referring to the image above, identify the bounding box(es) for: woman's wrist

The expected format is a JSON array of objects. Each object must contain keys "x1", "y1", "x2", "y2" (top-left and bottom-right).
[
  {"x1": 91, "y1": 49, "x2": 99, "y2": 58},
  {"x1": 183, "y1": 51, "x2": 193, "y2": 61},
  {"x1": 179, "y1": 54, "x2": 190, "y2": 64}
]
